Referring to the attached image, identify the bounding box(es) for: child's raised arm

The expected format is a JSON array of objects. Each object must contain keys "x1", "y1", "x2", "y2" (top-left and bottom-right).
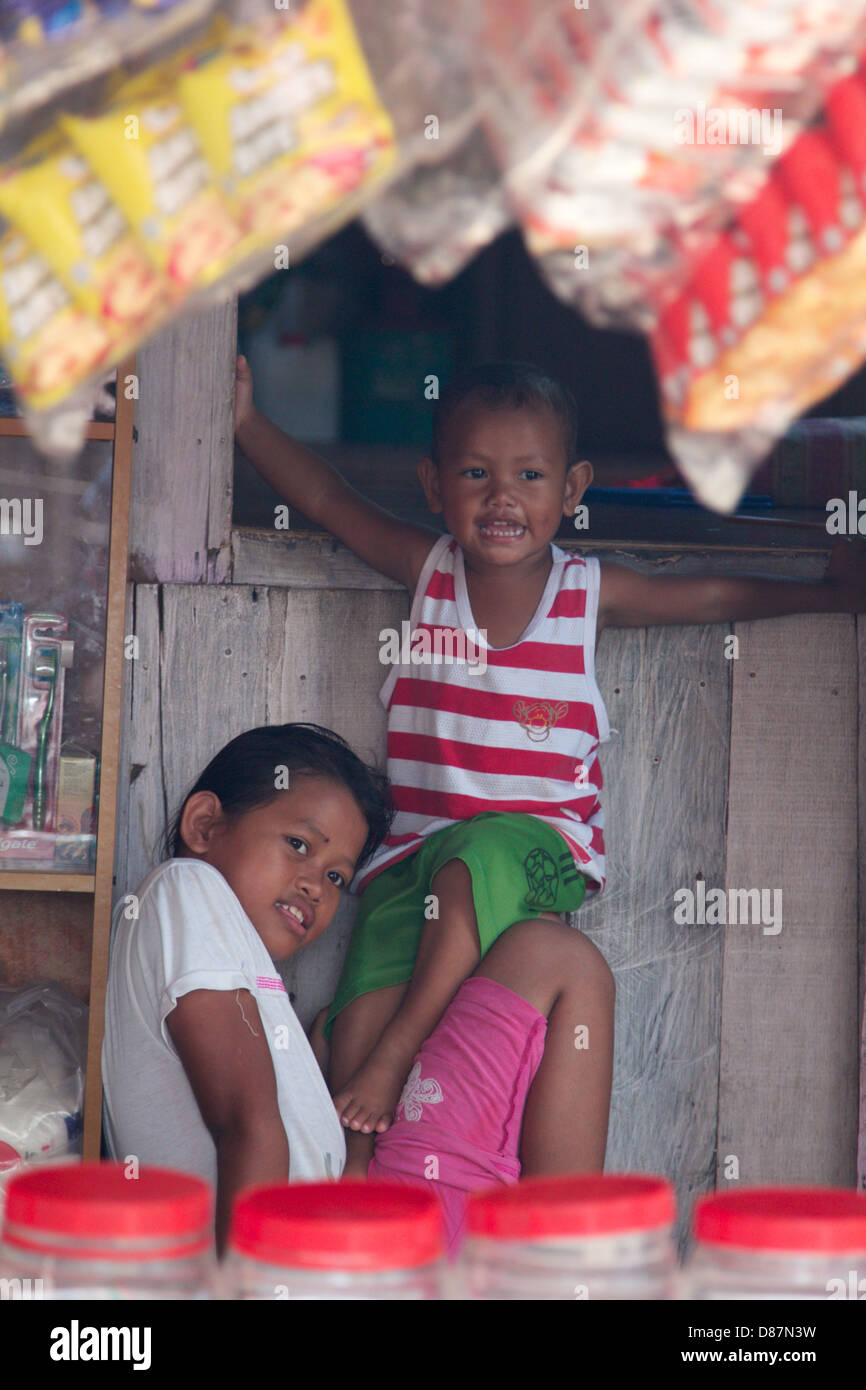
[
  {"x1": 167, "y1": 986, "x2": 290, "y2": 1255},
  {"x1": 234, "y1": 355, "x2": 438, "y2": 592},
  {"x1": 598, "y1": 537, "x2": 866, "y2": 630}
]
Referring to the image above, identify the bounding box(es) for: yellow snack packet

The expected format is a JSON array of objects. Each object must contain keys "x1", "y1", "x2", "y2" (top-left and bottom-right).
[
  {"x1": 0, "y1": 226, "x2": 110, "y2": 411},
  {"x1": 61, "y1": 63, "x2": 245, "y2": 289},
  {"x1": 0, "y1": 131, "x2": 169, "y2": 345},
  {"x1": 176, "y1": 0, "x2": 396, "y2": 240}
]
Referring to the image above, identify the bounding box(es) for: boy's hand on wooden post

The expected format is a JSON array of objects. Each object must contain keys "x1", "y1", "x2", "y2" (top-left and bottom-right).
[
  {"x1": 234, "y1": 354, "x2": 255, "y2": 436},
  {"x1": 823, "y1": 537, "x2": 866, "y2": 612}
]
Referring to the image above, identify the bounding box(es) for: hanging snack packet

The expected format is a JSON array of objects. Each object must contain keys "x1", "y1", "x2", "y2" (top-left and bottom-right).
[
  {"x1": 0, "y1": 129, "x2": 169, "y2": 348},
  {"x1": 0, "y1": 223, "x2": 109, "y2": 411},
  {"x1": 176, "y1": 0, "x2": 395, "y2": 244},
  {"x1": 61, "y1": 60, "x2": 245, "y2": 289}
]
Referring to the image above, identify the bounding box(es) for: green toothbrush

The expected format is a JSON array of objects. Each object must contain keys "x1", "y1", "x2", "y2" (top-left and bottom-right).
[{"x1": 33, "y1": 648, "x2": 58, "y2": 831}]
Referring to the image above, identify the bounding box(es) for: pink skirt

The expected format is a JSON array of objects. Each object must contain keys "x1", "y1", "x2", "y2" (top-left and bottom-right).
[{"x1": 368, "y1": 975, "x2": 548, "y2": 1257}]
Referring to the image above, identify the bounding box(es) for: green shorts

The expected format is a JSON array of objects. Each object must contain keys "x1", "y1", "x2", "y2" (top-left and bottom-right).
[{"x1": 324, "y1": 812, "x2": 587, "y2": 1039}]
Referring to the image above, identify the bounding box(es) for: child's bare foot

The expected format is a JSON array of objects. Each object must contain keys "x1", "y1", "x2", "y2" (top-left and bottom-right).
[{"x1": 332, "y1": 1052, "x2": 408, "y2": 1134}]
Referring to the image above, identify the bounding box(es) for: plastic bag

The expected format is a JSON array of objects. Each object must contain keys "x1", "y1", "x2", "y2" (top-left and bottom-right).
[
  {"x1": 0, "y1": 980, "x2": 88, "y2": 1185},
  {"x1": 0, "y1": 128, "x2": 169, "y2": 347},
  {"x1": 9, "y1": 0, "x2": 866, "y2": 508},
  {"x1": 362, "y1": 123, "x2": 510, "y2": 286},
  {"x1": 477, "y1": 0, "x2": 866, "y2": 509},
  {"x1": 0, "y1": 221, "x2": 111, "y2": 413}
]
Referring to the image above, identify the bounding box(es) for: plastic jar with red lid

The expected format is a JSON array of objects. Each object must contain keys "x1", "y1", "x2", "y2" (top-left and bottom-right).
[
  {"x1": 0, "y1": 1161, "x2": 216, "y2": 1299},
  {"x1": 457, "y1": 1173, "x2": 678, "y2": 1300},
  {"x1": 223, "y1": 1180, "x2": 448, "y2": 1300},
  {"x1": 685, "y1": 1186, "x2": 866, "y2": 1300}
]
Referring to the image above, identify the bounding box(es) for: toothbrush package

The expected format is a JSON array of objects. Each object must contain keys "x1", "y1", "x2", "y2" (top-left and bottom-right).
[
  {"x1": 0, "y1": 603, "x2": 31, "y2": 826},
  {"x1": 0, "y1": 609, "x2": 96, "y2": 866},
  {"x1": 16, "y1": 613, "x2": 72, "y2": 834},
  {"x1": 0, "y1": 606, "x2": 97, "y2": 868}
]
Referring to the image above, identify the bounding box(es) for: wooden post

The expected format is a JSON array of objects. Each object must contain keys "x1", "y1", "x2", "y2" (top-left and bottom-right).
[
  {"x1": 82, "y1": 363, "x2": 135, "y2": 1160},
  {"x1": 131, "y1": 302, "x2": 237, "y2": 584}
]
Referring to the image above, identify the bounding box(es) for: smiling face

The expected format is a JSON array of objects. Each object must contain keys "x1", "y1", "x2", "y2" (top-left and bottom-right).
[
  {"x1": 418, "y1": 397, "x2": 592, "y2": 573},
  {"x1": 178, "y1": 774, "x2": 370, "y2": 961}
]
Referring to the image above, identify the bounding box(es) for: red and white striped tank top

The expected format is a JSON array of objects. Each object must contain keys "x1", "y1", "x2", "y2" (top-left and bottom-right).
[{"x1": 353, "y1": 534, "x2": 612, "y2": 897}]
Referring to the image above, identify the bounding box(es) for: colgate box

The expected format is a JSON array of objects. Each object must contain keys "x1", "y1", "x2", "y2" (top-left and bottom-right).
[{"x1": 0, "y1": 829, "x2": 58, "y2": 863}]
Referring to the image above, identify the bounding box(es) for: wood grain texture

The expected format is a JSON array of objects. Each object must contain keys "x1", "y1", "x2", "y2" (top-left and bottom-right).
[
  {"x1": 118, "y1": 585, "x2": 164, "y2": 898},
  {"x1": 233, "y1": 529, "x2": 405, "y2": 590},
  {"x1": 266, "y1": 586, "x2": 408, "y2": 1029},
  {"x1": 118, "y1": 583, "x2": 272, "y2": 896},
  {"x1": 578, "y1": 623, "x2": 731, "y2": 1249},
  {"x1": 159, "y1": 585, "x2": 270, "y2": 850},
  {"x1": 719, "y1": 614, "x2": 859, "y2": 1188},
  {"x1": 112, "y1": 585, "x2": 135, "y2": 909},
  {"x1": 84, "y1": 368, "x2": 135, "y2": 1158},
  {"x1": 232, "y1": 530, "x2": 828, "y2": 592},
  {"x1": 131, "y1": 302, "x2": 236, "y2": 584},
  {"x1": 0, "y1": 891, "x2": 93, "y2": 1000}
]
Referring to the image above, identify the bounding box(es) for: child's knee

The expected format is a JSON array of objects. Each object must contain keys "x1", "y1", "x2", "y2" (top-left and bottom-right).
[
  {"x1": 565, "y1": 928, "x2": 615, "y2": 999},
  {"x1": 504, "y1": 917, "x2": 615, "y2": 997}
]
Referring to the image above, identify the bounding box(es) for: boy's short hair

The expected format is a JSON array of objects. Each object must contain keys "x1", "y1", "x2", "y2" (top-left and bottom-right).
[{"x1": 431, "y1": 361, "x2": 580, "y2": 466}]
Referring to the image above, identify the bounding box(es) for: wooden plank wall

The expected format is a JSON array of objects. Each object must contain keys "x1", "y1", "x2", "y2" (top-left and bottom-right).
[
  {"x1": 113, "y1": 306, "x2": 865, "y2": 1244},
  {"x1": 579, "y1": 623, "x2": 729, "y2": 1244},
  {"x1": 130, "y1": 301, "x2": 236, "y2": 585},
  {"x1": 719, "y1": 615, "x2": 860, "y2": 1190},
  {"x1": 113, "y1": 573, "x2": 861, "y2": 1244}
]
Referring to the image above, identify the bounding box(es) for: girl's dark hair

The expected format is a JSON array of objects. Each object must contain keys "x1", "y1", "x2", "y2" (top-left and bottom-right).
[
  {"x1": 431, "y1": 360, "x2": 580, "y2": 466},
  {"x1": 164, "y1": 724, "x2": 393, "y2": 867}
]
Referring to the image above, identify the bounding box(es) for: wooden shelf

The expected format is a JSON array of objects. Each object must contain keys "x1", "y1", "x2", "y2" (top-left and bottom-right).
[
  {"x1": 0, "y1": 871, "x2": 95, "y2": 892},
  {"x1": 0, "y1": 353, "x2": 134, "y2": 1157},
  {"x1": 0, "y1": 419, "x2": 115, "y2": 440}
]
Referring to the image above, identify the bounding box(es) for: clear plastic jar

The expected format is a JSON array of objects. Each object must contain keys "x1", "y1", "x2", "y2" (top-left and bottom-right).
[
  {"x1": 0, "y1": 1161, "x2": 217, "y2": 1299},
  {"x1": 458, "y1": 1174, "x2": 678, "y2": 1300},
  {"x1": 223, "y1": 1180, "x2": 448, "y2": 1300},
  {"x1": 684, "y1": 1186, "x2": 866, "y2": 1300}
]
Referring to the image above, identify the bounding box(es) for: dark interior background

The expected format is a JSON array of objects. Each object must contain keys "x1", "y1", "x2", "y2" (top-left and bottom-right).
[{"x1": 234, "y1": 221, "x2": 866, "y2": 548}]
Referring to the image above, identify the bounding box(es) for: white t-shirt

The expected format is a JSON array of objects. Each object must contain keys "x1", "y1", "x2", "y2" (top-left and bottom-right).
[{"x1": 102, "y1": 858, "x2": 345, "y2": 1187}]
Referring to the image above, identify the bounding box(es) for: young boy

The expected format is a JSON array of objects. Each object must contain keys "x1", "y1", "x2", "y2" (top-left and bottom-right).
[{"x1": 235, "y1": 355, "x2": 866, "y2": 1184}]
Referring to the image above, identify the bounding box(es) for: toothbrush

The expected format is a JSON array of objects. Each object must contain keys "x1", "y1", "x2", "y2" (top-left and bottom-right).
[
  {"x1": 0, "y1": 642, "x2": 7, "y2": 741},
  {"x1": 32, "y1": 649, "x2": 58, "y2": 831}
]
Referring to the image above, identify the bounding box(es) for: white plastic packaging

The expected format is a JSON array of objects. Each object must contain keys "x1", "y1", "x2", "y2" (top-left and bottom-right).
[{"x1": 0, "y1": 981, "x2": 87, "y2": 1171}]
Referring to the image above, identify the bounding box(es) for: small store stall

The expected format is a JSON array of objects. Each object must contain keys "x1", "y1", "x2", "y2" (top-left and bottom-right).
[{"x1": 0, "y1": 0, "x2": 864, "y2": 1299}]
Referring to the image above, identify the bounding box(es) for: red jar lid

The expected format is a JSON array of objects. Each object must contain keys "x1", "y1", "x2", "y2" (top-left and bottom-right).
[
  {"x1": 0, "y1": 1141, "x2": 21, "y2": 1176},
  {"x1": 467, "y1": 1174, "x2": 676, "y2": 1241},
  {"x1": 2, "y1": 1162, "x2": 212, "y2": 1260},
  {"x1": 229, "y1": 1180, "x2": 444, "y2": 1271},
  {"x1": 694, "y1": 1187, "x2": 866, "y2": 1253}
]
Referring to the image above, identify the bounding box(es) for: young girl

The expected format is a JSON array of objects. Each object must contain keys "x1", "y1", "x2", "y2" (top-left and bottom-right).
[{"x1": 102, "y1": 723, "x2": 391, "y2": 1252}]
